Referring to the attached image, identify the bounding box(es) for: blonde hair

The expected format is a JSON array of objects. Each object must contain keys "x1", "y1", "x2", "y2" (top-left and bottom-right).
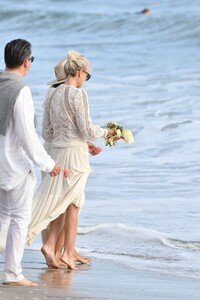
[{"x1": 64, "y1": 50, "x2": 89, "y2": 77}]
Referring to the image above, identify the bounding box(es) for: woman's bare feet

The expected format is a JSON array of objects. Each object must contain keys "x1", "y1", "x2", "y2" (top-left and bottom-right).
[
  {"x1": 55, "y1": 248, "x2": 63, "y2": 261},
  {"x1": 56, "y1": 248, "x2": 91, "y2": 266},
  {"x1": 74, "y1": 250, "x2": 92, "y2": 264},
  {"x1": 41, "y1": 246, "x2": 59, "y2": 268},
  {"x1": 3, "y1": 278, "x2": 38, "y2": 287},
  {"x1": 60, "y1": 251, "x2": 79, "y2": 270}
]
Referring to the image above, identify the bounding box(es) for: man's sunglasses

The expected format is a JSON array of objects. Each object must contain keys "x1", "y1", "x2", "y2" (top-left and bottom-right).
[{"x1": 28, "y1": 56, "x2": 35, "y2": 63}]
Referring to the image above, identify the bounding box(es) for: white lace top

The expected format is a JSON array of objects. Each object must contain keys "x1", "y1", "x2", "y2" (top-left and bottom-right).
[{"x1": 42, "y1": 84, "x2": 107, "y2": 148}]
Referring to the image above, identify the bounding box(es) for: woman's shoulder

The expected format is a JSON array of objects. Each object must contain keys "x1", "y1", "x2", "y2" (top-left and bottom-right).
[
  {"x1": 46, "y1": 86, "x2": 57, "y2": 98},
  {"x1": 43, "y1": 86, "x2": 60, "y2": 108},
  {"x1": 69, "y1": 85, "x2": 87, "y2": 99},
  {"x1": 47, "y1": 84, "x2": 65, "y2": 99}
]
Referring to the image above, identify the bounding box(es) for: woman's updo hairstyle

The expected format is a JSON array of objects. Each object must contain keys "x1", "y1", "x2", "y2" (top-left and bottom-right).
[{"x1": 64, "y1": 50, "x2": 89, "y2": 77}]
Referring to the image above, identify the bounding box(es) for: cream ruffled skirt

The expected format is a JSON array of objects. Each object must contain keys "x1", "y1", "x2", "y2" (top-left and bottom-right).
[{"x1": 26, "y1": 141, "x2": 91, "y2": 246}]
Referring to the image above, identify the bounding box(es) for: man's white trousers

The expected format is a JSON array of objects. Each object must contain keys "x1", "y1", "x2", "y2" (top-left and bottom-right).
[{"x1": 0, "y1": 171, "x2": 36, "y2": 282}]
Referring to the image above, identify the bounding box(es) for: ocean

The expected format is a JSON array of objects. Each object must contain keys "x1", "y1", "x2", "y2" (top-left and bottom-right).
[{"x1": 0, "y1": 0, "x2": 200, "y2": 280}]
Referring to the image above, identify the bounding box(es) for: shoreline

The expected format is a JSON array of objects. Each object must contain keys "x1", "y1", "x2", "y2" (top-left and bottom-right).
[{"x1": 0, "y1": 249, "x2": 200, "y2": 299}]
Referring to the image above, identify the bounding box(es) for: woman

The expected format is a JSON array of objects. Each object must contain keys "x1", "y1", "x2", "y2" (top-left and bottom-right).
[{"x1": 26, "y1": 50, "x2": 116, "y2": 270}]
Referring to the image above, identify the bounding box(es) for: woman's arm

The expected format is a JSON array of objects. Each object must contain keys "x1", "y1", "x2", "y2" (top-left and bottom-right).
[
  {"x1": 42, "y1": 90, "x2": 54, "y2": 143},
  {"x1": 74, "y1": 89, "x2": 107, "y2": 141}
]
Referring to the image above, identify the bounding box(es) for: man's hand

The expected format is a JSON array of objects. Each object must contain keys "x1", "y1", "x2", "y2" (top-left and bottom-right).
[{"x1": 49, "y1": 163, "x2": 61, "y2": 177}]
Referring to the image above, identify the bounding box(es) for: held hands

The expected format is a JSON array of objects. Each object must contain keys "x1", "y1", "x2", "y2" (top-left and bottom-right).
[{"x1": 49, "y1": 163, "x2": 70, "y2": 178}]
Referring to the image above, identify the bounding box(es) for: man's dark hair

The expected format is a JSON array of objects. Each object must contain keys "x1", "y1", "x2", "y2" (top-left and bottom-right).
[{"x1": 4, "y1": 39, "x2": 32, "y2": 68}]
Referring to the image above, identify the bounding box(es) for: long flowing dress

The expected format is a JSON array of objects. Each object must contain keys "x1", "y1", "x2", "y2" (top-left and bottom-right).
[{"x1": 26, "y1": 83, "x2": 107, "y2": 246}]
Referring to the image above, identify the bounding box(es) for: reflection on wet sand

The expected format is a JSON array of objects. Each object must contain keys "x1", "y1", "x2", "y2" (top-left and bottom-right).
[
  {"x1": 41, "y1": 268, "x2": 73, "y2": 289},
  {"x1": 40, "y1": 263, "x2": 91, "y2": 290}
]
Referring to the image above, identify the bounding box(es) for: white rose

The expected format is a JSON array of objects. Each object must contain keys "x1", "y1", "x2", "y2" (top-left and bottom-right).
[
  {"x1": 122, "y1": 130, "x2": 134, "y2": 144},
  {"x1": 116, "y1": 129, "x2": 121, "y2": 137}
]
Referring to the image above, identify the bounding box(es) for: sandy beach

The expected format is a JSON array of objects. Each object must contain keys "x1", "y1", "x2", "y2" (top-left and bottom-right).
[{"x1": 0, "y1": 249, "x2": 199, "y2": 300}]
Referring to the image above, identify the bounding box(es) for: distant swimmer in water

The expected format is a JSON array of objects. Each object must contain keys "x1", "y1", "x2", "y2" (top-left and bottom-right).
[{"x1": 139, "y1": 8, "x2": 151, "y2": 15}]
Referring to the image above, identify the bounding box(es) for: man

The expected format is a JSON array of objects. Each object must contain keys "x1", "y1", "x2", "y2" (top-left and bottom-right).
[{"x1": 0, "y1": 39, "x2": 60, "y2": 287}]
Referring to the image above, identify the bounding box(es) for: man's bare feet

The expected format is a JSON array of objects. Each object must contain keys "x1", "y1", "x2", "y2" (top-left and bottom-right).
[
  {"x1": 41, "y1": 246, "x2": 59, "y2": 268},
  {"x1": 3, "y1": 278, "x2": 38, "y2": 287}
]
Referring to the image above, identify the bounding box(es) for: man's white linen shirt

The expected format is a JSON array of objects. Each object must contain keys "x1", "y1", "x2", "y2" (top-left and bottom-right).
[{"x1": 0, "y1": 86, "x2": 55, "y2": 190}]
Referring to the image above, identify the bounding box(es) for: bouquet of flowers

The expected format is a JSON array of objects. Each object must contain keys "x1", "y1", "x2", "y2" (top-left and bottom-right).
[{"x1": 105, "y1": 122, "x2": 134, "y2": 147}]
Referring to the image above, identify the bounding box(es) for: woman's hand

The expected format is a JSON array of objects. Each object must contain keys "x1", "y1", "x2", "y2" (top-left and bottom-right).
[
  {"x1": 88, "y1": 142, "x2": 103, "y2": 156},
  {"x1": 107, "y1": 129, "x2": 116, "y2": 136},
  {"x1": 107, "y1": 129, "x2": 121, "y2": 141},
  {"x1": 63, "y1": 169, "x2": 70, "y2": 178}
]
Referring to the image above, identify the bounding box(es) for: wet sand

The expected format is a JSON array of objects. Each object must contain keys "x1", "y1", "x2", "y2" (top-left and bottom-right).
[{"x1": 0, "y1": 249, "x2": 200, "y2": 300}]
